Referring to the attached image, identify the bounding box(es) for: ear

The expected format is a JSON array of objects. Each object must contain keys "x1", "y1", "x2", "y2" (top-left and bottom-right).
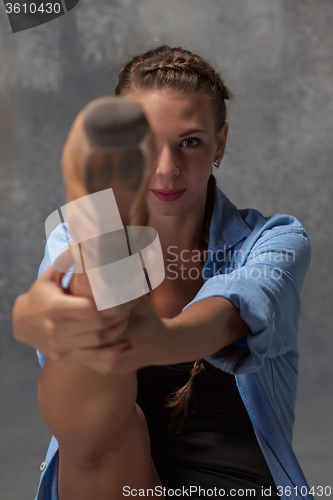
[{"x1": 215, "y1": 122, "x2": 229, "y2": 161}]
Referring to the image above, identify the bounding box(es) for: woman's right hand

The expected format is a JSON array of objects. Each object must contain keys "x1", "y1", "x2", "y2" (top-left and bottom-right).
[{"x1": 12, "y1": 266, "x2": 132, "y2": 373}]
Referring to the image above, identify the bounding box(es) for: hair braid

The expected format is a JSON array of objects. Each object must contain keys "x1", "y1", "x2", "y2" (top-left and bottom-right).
[
  {"x1": 199, "y1": 173, "x2": 217, "y2": 267},
  {"x1": 165, "y1": 174, "x2": 216, "y2": 432},
  {"x1": 115, "y1": 45, "x2": 232, "y2": 131},
  {"x1": 166, "y1": 360, "x2": 206, "y2": 433},
  {"x1": 142, "y1": 60, "x2": 230, "y2": 101}
]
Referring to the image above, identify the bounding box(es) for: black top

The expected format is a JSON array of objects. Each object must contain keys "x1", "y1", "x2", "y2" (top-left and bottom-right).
[{"x1": 137, "y1": 360, "x2": 278, "y2": 499}]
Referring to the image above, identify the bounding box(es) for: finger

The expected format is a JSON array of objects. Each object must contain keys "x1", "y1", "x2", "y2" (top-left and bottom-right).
[
  {"x1": 52, "y1": 247, "x2": 74, "y2": 279},
  {"x1": 64, "y1": 304, "x2": 131, "y2": 323},
  {"x1": 72, "y1": 310, "x2": 130, "y2": 334},
  {"x1": 36, "y1": 266, "x2": 97, "y2": 317},
  {"x1": 51, "y1": 292, "x2": 137, "y2": 321},
  {"x1": 38, "y1": 264, "x2": 67, "y2": 285},
  {"x1": 38, "y1": 264, "x2": 62, "y2": 280},
  {"x1": 49, "y1": 293, "x2": 98, "y2": 318},
  {"x1": 54, "y1": 316, "x2": 130, "y2": 350},
  {"x1": 98, "y1": 297, "x2": 142, "y2": 318},
  {"x1": 59, "y1": 341, "x2": 132, "y2": 372}
]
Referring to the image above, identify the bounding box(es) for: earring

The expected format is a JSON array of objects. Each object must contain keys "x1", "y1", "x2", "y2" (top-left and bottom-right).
[{"x1": 213, "y1": 159, "x2": 221, "y2": 169}]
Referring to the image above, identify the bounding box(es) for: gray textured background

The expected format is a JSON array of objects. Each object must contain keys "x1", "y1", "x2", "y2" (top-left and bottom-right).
[{"x1": 0, "y1": 1, "x2": 332, "y2": 499}]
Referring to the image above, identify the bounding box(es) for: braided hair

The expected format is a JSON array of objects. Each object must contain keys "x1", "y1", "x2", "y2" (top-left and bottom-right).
[
  {"x1": 115, "y1": 45, "x2": 231, "y2": 131},
  {"x1": 115, "y1": 46, "x2": 232, "y2": 431}
]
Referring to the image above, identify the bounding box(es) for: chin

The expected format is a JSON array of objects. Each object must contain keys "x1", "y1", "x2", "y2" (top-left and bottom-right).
[
  {"x1": 148, "y1": 203, "x2": 182, "y2": 218},
  {"x1": 148, "y1": 197, "x2": 195, "y2": 220}
]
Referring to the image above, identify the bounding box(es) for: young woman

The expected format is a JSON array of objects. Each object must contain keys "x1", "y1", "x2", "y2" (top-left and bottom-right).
[{"x1": 13, "y1": 46, "x2": 312, "y2": 500}]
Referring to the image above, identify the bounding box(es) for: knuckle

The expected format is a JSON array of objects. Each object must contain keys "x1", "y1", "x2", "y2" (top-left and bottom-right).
[
  {"x1": 93, "y1": 316, "x2": 107, "y2": 331},
  {"x1": 45, "y1": 321, "x2": 57, "y2": 339},
  {"x1": 99, "y1": 317, "x2": 109, "y2": 330},
  {"x1": 49, "y1": 323, "x2": 61, "y2": 340},
  {"x1": 103, "y1": 351, "x2": 119, "y2": 370},
  {"x1": 114, "y1": 319, "x2": 129, "y2": 337},
  {"x1": 95, "y1": 356, "x2": 116, "y2": 374},
  {"x1": 47, "y1": 295, "x2": 61, "y2": 314},
  {"x1": 55, "y1": 351, "x2": 66, "y2": 361},
  {"x1": 99, "y1": 309, "x2": 115, "y2": 319},
  {"x1": 49, "y1": 351, "x2": 61, "y2": 362},
  {"x1": 100, "y1": 364, "x2": 112, "y2": 375},
  {"x1": 94, "y1": 330, "x2": 106, "y2": 347},
  {"x1": 121, "y1": 318, "x2": 129, "y2": 332},
  {"x1": 103, "y1": 320, "x2": 128, "y2": 343},
  {"x1": 45, "y1": 322, "x2": 62, "y2": 351}
]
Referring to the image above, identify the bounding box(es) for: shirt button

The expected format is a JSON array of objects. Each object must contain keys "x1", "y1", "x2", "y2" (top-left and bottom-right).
[{"x1": 40, "y1": 462, "x2": 46, "y2": 471}]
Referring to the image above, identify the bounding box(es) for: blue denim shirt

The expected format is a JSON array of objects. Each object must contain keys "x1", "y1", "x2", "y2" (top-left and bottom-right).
[{"x1": 35, "y1": 187, "x2": 312, "y2": 500}]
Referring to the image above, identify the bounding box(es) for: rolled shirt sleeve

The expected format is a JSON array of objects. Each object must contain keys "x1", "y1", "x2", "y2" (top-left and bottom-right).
[{"x1": 183, "y1": 222, "x2": 311, "y2": 375}]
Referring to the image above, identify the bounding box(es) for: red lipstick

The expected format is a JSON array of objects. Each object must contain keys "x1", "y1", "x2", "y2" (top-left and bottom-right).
[{"x1": 151, "y1": 189, "x2": 186, "y2": 202}]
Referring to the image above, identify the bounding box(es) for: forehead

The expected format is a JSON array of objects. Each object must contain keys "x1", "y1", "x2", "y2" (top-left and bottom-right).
[{"x1": 125, "y1": 89, "x2": 215, "y2": 132}]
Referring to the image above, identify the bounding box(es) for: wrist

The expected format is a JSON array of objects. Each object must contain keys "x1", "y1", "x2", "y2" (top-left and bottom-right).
[{"x1": 154, "y1": 316, "x2": 184, "y2": 366}]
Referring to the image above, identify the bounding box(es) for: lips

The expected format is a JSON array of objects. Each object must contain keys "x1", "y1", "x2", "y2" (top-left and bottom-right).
[{"x1": 151, "y1": 189, "x2": 186, "y2": 202}]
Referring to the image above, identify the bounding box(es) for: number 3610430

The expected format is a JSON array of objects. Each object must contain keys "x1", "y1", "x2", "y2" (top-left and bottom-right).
[{"x1": 5, "y1": 3, "x2": 61, "y2": 14}]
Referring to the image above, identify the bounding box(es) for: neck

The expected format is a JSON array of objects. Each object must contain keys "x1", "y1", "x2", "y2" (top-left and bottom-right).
[{"x1": 147, "y1": 193, "x2": 206, "y2": 257}]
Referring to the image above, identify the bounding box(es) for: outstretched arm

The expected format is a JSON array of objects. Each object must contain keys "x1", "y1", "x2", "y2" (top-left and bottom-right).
[{"x1": 84, "y1": 293, "x2": 250, "y2": 374}]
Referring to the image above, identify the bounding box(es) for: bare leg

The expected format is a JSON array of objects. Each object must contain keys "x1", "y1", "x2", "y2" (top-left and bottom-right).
[
  {"x1": 61, "y1": 96, "x2": 156, "y2": 299},
  {"x1": 38, "y1": 97, "x2": 163, "y2": 499},
  {"x1": 39, "y1": 359, "x2": 161, "y2": 500}
]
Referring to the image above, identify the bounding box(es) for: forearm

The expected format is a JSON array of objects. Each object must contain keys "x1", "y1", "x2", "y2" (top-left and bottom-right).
[
  {"x1": 38, "y1": 358, "x2": 137, "y2": 465},
  {"x1": 160, "y1": 296, "x2": 250, "y2": 365}
]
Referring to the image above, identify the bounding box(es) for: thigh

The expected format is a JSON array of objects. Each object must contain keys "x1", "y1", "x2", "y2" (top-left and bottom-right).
[{"x1": 58, "y1": 403, "x2": 162, "y2": 500}]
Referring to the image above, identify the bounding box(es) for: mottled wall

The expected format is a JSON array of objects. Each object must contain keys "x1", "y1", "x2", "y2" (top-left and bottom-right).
[{"x1": 0, "y1": 1, "x2": 332, "y2": 498}]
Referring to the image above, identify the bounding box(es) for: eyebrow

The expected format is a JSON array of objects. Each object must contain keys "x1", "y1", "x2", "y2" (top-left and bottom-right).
[{"x1": 178, "y1": 128, "x2": 208, "y2": 138}]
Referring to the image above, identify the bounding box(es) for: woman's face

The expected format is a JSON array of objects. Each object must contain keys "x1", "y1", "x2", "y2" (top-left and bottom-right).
[{"x1": 126, "y1": 89, "x2": 228, "y2": 219}]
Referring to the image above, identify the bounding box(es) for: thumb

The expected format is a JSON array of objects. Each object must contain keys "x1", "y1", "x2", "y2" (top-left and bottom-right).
[
  {"x1": 39, "y1": 265, "x2": 68, "y2": 289},
  {"x1": 53, "y1": 245, "x2": 75, "y2": 274},
  {"x1": 40, "y1": 246, "x2": 74, "y2": 287}
]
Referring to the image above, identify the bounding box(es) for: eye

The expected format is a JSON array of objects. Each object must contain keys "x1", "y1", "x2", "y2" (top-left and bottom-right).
[{"x1": 181, "y1": 137, "x2": 202, "y2": 148}]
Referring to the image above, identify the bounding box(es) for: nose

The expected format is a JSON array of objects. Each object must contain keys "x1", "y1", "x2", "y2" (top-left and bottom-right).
[{"x1": 155, "y1": 146, "x2": 180, "y2": 180}]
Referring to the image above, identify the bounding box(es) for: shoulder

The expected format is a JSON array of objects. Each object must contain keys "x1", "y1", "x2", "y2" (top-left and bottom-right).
[
  {"x1": 237, "y1": 208, "x2": 311, "y2": 273},
  {"x1": 212, "y1": 186, "x2": 311, "y2": 259},
  {"x1": 239, "y1": 206, "x2": 309, "y2": 239}
]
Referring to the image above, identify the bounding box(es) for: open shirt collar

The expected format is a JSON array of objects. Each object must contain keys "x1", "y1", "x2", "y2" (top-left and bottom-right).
[{"x1": 208, "y1": 186, "x2": 251, "y2": 254}]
